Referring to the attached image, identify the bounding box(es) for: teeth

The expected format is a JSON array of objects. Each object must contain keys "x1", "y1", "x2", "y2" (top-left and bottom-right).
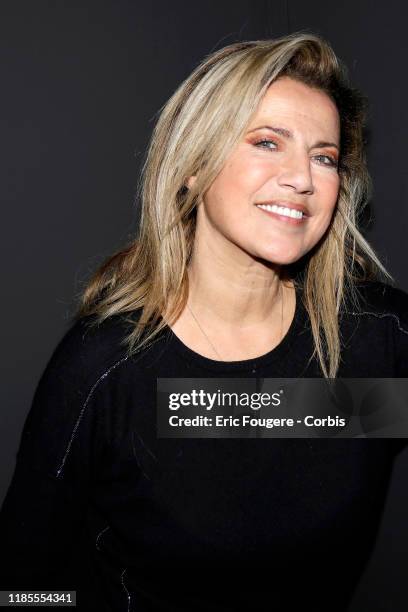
[{"x1": 256, "y1": 204, "x2": 304, "y2": 219}]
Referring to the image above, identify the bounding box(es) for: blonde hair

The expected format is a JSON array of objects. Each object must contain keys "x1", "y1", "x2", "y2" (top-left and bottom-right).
[{"x1": 73, "y1": 31, "x2": 393, "y2": 377}]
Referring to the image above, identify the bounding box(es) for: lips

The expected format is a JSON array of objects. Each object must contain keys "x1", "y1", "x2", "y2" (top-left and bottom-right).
[{"x1": 256, "y1": 201, "x2": 310, "y2": 216}]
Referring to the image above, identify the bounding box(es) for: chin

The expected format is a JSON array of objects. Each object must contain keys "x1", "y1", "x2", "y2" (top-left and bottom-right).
[{"x1": 253, "y1": 246, "x2": 306, "y2": 267}]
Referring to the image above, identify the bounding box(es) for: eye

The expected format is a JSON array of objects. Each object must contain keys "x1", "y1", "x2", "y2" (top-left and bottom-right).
[
  {"x1": 313, "y1": 154, "x2": 338, "y2": 168},
  {"x1": 254, "y1": 138, "x2": 278, "y2": 151}
]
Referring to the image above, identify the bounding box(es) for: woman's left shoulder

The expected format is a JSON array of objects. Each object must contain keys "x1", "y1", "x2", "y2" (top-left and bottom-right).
[
  {"x1": 343, "y1": 280, "x2": 408, "y2": 377},
  {"x1": 349, "y1": 279, "x2": 408, "y2": 330}
]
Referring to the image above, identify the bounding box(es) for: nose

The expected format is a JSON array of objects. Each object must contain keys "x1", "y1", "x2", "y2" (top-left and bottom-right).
[{"x1": 277, "y1": 151, "x2": 314, "y2": 195}]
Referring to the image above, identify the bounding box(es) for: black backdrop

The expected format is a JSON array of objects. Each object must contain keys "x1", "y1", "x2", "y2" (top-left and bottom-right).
[{"x1": 1, "y1": 1, "x2": 407, "y2": 610}]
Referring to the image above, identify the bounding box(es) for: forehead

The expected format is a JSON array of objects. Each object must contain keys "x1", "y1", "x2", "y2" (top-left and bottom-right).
[{"x1": 250, "y1": 76, "x2": 340, "y2": 140}]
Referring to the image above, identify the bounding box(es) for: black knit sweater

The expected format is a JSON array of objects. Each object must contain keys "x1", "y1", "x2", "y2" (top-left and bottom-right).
[{"x1": 1, "y1": 280, "x2": 408, "y2": 611}]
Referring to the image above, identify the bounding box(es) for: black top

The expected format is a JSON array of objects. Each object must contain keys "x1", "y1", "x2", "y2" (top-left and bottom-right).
[{"x1": 1, "y1": 280, "x2": 408, "y2": 612}]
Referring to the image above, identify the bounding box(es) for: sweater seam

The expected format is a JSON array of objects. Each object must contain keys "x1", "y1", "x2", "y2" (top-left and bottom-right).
[
  {"x1": 346, "y1": 310, "x2": 408, "y2": 336},
  {"x1": 55, "y1": 355, "x2": 130, "y2": 478}
]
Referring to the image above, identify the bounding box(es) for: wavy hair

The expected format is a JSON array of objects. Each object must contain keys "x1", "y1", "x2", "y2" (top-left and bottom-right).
[{"x1": 73, "y1": 31, "x2": 393, "y2": 377}]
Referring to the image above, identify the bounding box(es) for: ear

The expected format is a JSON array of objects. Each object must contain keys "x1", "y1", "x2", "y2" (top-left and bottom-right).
[{"x1": 185, "y1": 175, "x2": 197, "y2": 189}]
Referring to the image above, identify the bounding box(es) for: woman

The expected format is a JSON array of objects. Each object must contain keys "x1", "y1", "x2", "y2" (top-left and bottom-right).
[{"x1": 1, "y1": 32, "x2": 408, "y2": 612}]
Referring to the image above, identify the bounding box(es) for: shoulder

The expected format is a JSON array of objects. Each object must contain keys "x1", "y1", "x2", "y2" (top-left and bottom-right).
[
  {"x1": 344, "y1": 279, "x2": 408, "y2": 333},
  {"x1": 33, "y1": 308, "x2": 148, "y2": 427},
  {"x1": 17, "y1": 310, "x2": 144, "y2": 478},
  {"x1": 42, "y1": 311, "x2": 141, "y2": 389},
  {"x1": 340, "y1": 280, "x2": 408, "y2": 376}
]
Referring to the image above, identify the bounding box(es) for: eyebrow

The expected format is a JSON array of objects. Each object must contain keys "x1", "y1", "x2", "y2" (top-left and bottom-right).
[{"x1": 247, "y1": 125, "x2": 339, "y2": 151}]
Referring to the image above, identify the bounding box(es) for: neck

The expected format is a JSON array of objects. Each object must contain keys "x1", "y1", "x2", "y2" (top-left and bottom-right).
[{"x1": 186, "y1": 226, "x2": 293, "y2": 332}]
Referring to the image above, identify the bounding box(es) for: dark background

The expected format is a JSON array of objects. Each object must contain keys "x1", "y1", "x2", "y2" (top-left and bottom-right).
[{"x1": 1, "y1": 1, "x2": 407, "y2": 609}]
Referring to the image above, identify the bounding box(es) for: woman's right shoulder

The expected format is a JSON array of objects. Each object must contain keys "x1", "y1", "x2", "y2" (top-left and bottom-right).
[
  {"x1": 17, "y1": 310, "x2": 144, "y2": 478},
  {"x1": 46, "y1": 311, "x2": 141, "y2": 388}
]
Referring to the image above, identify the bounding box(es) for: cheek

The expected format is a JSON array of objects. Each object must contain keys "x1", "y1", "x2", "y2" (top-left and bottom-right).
[
  {"x1": 309, "y1": 176, "x2": 339, "y2": 237},
  {"x1": 302, "y1": 175, "x2": 339, "y2": 242},
  {"x1": 205, "y1": 158, "x2": 274, "y2": 214},
  {"x1": 320, "y1": 174, "x2": 340, "y2": 210}
]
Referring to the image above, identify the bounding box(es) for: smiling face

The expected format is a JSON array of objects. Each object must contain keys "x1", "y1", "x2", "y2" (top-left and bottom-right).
[{"x1": 191, "y1": 76, "x2": 341, "y2": 266}]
